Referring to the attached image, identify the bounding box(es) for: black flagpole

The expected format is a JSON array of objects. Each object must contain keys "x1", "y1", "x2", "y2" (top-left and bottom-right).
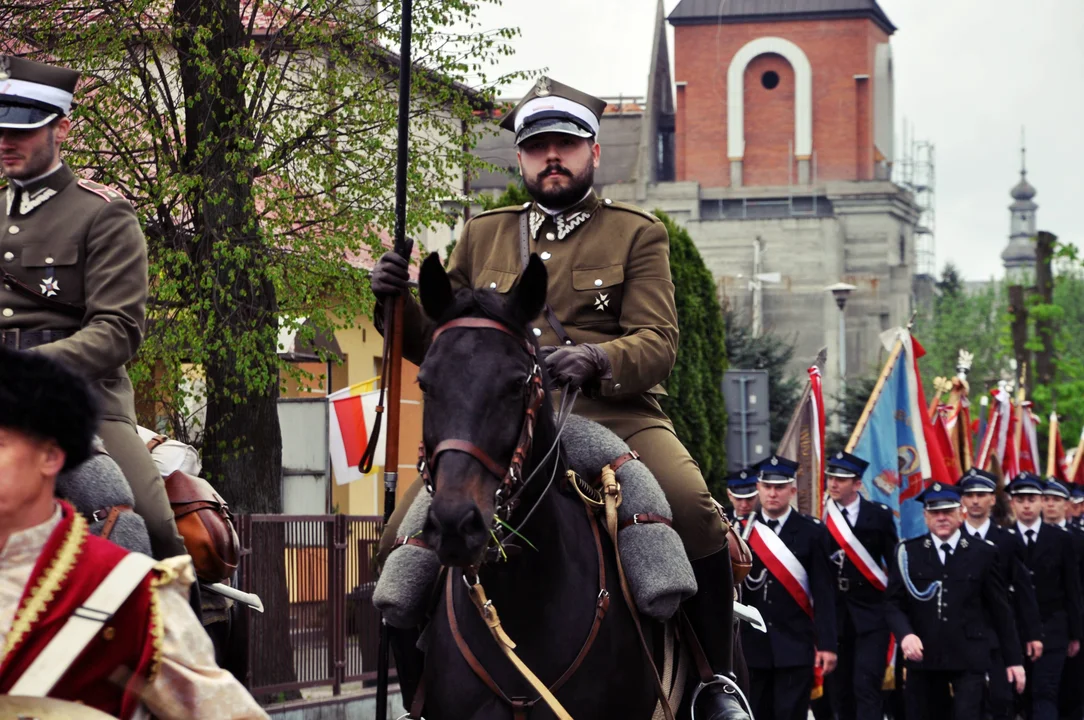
[{"x1": 376, "y1": 0, "x2": 414, "y2": 717}]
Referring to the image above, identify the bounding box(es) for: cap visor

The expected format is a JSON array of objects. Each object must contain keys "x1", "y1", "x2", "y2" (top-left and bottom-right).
[
  {"x1": 825, "y1": 470, "x2": 858, "y2": 478},
  {"x1": 924, "y1": 501, "x2": 961, "y2": 510},
  {"x1": 0, "y1": 105, "x2": 57, "y2": 130},
  {"x1": 729, "y1": 489, "x2": 759, "y2": 499},
  {"x1": 516, "y1": 117, "x2": 594, "y2": 145},
  {"x1": 758, "y1": 477, "x2": 795, "y2": 484},
  {"x1": 961, "y1": 488, "x2": 995, "y2": 494}
]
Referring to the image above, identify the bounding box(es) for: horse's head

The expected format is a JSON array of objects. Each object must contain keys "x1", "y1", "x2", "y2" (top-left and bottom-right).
[{"x1": 416, "y1": 252, "x2": 550, "y2": 567}]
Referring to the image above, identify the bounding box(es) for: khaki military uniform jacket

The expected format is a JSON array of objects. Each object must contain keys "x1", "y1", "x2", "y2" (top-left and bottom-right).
[
  {"x1": 398, "y1": 191, "x2": 678, "y2": 439},
  {"x1": 0, "y1": 164, "x2": 147, "y2": 422}
]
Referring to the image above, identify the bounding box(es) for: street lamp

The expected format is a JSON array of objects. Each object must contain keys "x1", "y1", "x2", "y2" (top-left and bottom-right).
[{"x1": 826, "y1": 282, "x2": 856, "y2": 396}]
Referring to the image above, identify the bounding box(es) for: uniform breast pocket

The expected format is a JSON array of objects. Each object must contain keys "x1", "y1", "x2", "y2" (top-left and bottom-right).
[
  {"x1": 21, "y1": 244, "x2": 83, "y2": 302},
  {"x1": 476, "y1": 267, "x2": 518, "y2": 294},
  {"x1": 572, "y1": 265, "x2": 624, "y2": 324}
]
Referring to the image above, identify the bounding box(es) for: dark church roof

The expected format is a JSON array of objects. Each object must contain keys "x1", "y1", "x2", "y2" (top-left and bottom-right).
[{"x1": 668, "y1": 0, "x2": 896, "y2": 35}]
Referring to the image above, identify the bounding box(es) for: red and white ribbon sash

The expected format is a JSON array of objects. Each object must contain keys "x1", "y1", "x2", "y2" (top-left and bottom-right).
[
  {"x1": 824, "y1": 502, "x2": 888, "y2": 591},
  {"x1": 748, "y1": 521, "x2": 814, "y2": 617}
]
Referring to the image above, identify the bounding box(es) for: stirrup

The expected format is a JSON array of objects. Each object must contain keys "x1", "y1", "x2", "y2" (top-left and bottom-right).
[{"x1": 690, "y1": 673, "x2": 753, "y2": 720}]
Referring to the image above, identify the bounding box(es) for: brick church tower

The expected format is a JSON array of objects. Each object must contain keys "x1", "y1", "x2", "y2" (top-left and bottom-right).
[{"x1": 670, "y1": 0, "x2": 897, "y2": 188}]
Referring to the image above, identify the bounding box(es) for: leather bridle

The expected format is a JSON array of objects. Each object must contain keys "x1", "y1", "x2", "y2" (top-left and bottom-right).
[{"x1": 417, "y1": 317, "x2": 547, "y2": 521}]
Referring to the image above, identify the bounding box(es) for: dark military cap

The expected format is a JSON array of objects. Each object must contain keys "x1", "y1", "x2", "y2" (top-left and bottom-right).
[
  {"x1": 726, "y1": 467, "x2": 758, "y2": 498},
  {"x1": 499, "y1": 76, "x2": 607, "y2": 146},
  {"x1": 958, "y1": 467, "x2": 998, "y2": 494},
  {"x1": 756, "y1": 454, "x2": 799, "y2": 484},
  {"x1": 0, "y1": 346, "x2": 99, "y2": 471},
  {"x1": 1007, "y1": 473, "x2": 1044, "y2": 495},
  {"x1": 825, "y1": 450, "x2": 869, "y2": 479},
  {"x1": 0, "y1": 56, "x2": 80, "y2": 129},
  {"x1": 1071, "y1": 485, "x2": 1084, "y2": 504},
  {"x1": 917, "y1": 482, "x2": 961, "y2": 510},
  {"x1": 1043, "y1": 478, "x2": 1072, "y2": 500}
]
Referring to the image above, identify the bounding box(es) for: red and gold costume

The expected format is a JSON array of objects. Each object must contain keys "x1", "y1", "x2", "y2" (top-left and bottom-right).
[{"x1": 0, "y1": 501, "x2": 266, "y2": 719}]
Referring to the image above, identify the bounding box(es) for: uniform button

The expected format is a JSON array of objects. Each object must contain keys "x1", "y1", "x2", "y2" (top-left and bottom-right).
[
  {"x1": 2, "y1": 284, "x2": 8, "y2": 291},
  {"x1": 2, "y1": 252, "x2": 11, "y2": 261},
  {"x1": 2, "y1": 309, "x2": 12, "y2": 317},
  {"x1": 594, "y1": 279, "x2": 603, "y2": 287},
  {"x1": 604, "y1": 199, "x2": 613, "y2": 205},
  {"x1": 614, "y1": 383, "x2": 622, "y2": 391},
  {"x1": 545, "y1": 232, "x2": 556, "y2": 241},
  {"x1": 45, "y1": 257, "x2": 54, "y2": 265},
  {"x1": 7, "y1": 226, "x2": 18, "y2": 234},
  {"x1": 532, "y1": 328, "x2": 542, "y2": 337},
  {"x1": 489, "y1": 282, "x2": 497, "y2": 289},
  {"x1": 564, "y1": 340, "x2": 573, "y2": 345},
  {"x1": 540, "y1": 252, "x2": 551, "y2": 260}
]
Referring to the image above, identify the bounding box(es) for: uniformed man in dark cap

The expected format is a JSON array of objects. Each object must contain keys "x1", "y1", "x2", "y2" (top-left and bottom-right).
[
  {"x1": 1070, "y1": 485, "x2": 1084, "y2": 528},
  {"x1": 0, "y1": 56, "x2": 185, "y2": 560},
  {"x1": 372, "y1": 77, "x2": 748, "y2": 719},
  {"x1": 820, "y1": 450, "x2": 897, "y2": 720},
  {"x1": 886, "y1": 482, "x2": 1026, "y2": 720},
  {"x1": 1008, "y1": 472, "x2": 1084, "y2": 720},
  {"x1": 740, "y1": 455, "x2": 837, "y2": 720},
  {"x1": 726, "y1": 467, "x2": 759, "y2": 535},
  {"x1": 958, "y1": 468, "x2": 1043, "y2": 720}
]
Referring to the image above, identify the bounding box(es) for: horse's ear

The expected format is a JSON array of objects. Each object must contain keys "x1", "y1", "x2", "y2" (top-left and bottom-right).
[
  {"x1": 512, "y1": 254, "x2": 548, "y2": 325},
  {"x1": 419, "y1": 252, "x2": 454, "y2": 321}
]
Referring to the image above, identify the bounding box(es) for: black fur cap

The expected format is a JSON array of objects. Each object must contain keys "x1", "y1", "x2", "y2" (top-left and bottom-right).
[{"x1": 0, "y1": 346, "x2": 100, "y2": 470}]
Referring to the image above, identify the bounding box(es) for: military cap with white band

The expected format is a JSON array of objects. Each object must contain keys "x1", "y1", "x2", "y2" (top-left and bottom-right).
[
  {"x1": 499, "y1": 76, "x2": 607, "y2": 146},
  {"x1": 0, "y1": 56, "x2": 80, "y2": 130}
]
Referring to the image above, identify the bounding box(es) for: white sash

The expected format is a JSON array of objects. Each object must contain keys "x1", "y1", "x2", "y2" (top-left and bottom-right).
[
  {"x1": 748, "y1": 521, "x2": 813, "y2": 616},
  {"x1": 824, "y1": 501, "x2": 888, "y2": 590}
]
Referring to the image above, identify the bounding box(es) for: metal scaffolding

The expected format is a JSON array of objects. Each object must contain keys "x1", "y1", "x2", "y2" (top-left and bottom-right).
[{"x1": 897, "y1": 120, "x2": 937, "y2": 278}]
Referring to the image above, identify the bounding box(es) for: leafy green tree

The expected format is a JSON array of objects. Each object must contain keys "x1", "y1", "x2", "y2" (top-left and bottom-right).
[
  {"x1": 2, "y1": 0, "x2": 522, "y2": 515},
  {"x1": 723, "y1": 310, "x2": 803, "y2": 447},
  {"x1": 654, "y1": 212, "x2": 729, "y2": 493}
]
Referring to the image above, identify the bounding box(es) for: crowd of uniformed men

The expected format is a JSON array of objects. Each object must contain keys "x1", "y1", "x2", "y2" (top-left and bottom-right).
[{"x1": 725, "y1": 451, "x2": 1084, "y2": 720}]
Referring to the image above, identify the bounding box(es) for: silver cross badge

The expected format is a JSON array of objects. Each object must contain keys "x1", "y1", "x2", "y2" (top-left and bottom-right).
[
  {"x1": 40, "y1": 277, "x2": 60, "y2": 297},
  {"x1": 594, "y1": 292, "x2": 609, "y2": 312}
]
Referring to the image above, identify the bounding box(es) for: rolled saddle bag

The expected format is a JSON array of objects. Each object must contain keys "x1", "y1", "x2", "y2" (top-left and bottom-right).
[{"x1": 164, "y1": 470, "x2": 241, "y2": 583}]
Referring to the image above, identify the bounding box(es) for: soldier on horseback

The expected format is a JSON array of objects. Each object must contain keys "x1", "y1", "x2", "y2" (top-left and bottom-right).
[{"x1": 373, "y1": 76, "x2": 749, "y2": 720}]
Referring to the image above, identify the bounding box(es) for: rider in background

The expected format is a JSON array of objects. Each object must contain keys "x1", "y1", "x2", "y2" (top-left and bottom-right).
[{"x1": 372, "y1": 76, "x2": 749, "y2": 720}]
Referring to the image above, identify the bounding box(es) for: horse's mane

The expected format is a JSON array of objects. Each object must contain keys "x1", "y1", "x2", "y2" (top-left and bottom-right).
[{"x1": 432, "y1": 287, "x2": 537, "y2": 347}]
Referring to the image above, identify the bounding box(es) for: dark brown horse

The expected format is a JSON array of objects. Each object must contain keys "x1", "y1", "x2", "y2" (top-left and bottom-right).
[{"x1": 404, "y1": 252, "x2": 682, "y2": 719}]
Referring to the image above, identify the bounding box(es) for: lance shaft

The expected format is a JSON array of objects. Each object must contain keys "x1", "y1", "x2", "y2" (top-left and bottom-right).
[{"x1": 377, "y1": 1, "x2": 413, "y2": 717}]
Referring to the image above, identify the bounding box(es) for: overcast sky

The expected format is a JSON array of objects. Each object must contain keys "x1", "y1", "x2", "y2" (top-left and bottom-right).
[{"x1": 459, "y1": 0, "x2": 1084, "y2": 280}]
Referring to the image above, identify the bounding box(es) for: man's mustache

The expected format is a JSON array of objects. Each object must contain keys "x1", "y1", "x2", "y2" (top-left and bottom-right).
[{"x1": 538, "y1": 165, "x2": 572, "y2": 181}]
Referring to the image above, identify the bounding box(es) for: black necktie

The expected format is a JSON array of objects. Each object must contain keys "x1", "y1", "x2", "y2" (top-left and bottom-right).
[
  {"x1": 841, "y1": 507, "x2": 850, "y2": 523},
  {"x1": 766, "y1": 519, "x2": 780, "y2": 532},
  {"x1": 940, "y1": 542, "x2": 953, "y2": 564},
  {"x1": 972, "y1": 531, "x2": 983, "y2": 542},
  {"x1": 1025, "y1": 529, "x2": 1036, "y2": 560}
]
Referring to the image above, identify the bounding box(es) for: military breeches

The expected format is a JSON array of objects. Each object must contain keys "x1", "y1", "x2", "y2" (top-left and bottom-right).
[
  {"x1": 98, "y1": 419, "x2": 186, "y2": 559},
  {"x1": 376, "y1": 425, "x2": 727, "y2": 567}
]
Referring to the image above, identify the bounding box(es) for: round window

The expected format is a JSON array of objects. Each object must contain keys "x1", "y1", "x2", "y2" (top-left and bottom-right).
[{"x1": 761, "y1": 71, "x2": 780, "y2": 90}]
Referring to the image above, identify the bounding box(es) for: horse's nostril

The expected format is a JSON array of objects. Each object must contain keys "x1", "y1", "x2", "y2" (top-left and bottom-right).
[{"x1": 457, "y1": 506, "x2": 485, "y2": 538}]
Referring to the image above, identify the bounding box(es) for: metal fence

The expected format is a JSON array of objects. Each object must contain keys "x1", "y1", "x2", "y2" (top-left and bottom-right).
[{"x1": 234, "y1": 514, "x2": 392, "y2": 698}]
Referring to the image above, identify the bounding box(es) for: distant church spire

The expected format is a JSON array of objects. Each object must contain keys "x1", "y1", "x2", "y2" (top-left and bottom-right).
[{"x1": 1002, "y1": 127, "x2": 1037, "y2": 275}]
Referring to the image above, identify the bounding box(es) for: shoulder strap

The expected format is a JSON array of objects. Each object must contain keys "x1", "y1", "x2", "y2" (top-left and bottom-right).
[
  {"x1": 517, "y1": 213, "x2": 575, "y2": 347},
  {"x1": 0, "y1": 266, "x2": 86, "y2": 319},
  {"x1": 7, "y1": 552, "x2": 158, "y2": 696}
]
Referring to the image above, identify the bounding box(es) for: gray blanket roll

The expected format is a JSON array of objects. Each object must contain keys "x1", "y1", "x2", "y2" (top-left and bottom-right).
[
  {"x1": 561, "y1": 415, "x2": 697, "y2": 619},
  {"x1": 373, "y1": 415, "x2": 697, "y2": 626},
  {"x1": 57, "y1": 440, "x2": 153, "y2": 556}
]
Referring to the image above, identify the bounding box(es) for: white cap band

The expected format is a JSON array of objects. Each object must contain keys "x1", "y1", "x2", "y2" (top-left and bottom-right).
[
  {"x1": 514, "y1": 96, "x2": 599, "y2": 136},
  {"x1": 0, "y1": 78, "x2": 73, "y2": 115}
]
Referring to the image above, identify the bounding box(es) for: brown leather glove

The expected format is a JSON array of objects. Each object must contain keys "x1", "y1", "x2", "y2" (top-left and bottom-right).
[{"x1": 542, "y1": 344, "x2": 612, "y2": 390}]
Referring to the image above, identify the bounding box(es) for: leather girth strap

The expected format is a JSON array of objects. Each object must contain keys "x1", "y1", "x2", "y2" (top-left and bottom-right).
[
  {"x1": 436, "y1": 501, "x2": 609, "y2": 719},
  {"x1": 518, "y1": 212, "x2": 575, "y2": 347}
]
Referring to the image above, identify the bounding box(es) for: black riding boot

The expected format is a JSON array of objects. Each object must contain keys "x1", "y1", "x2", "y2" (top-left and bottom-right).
[
  {"x1": 388, "y1": 625, "x2": 425, "y2": 710},
  {"x1": 684, "y1": 548, "x2": 752, "y2": 720}
]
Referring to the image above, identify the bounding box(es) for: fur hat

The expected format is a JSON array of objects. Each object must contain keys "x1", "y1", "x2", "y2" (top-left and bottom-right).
[{"x1": 0, "y1": 346, "x2": 99, "y2": 471}]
